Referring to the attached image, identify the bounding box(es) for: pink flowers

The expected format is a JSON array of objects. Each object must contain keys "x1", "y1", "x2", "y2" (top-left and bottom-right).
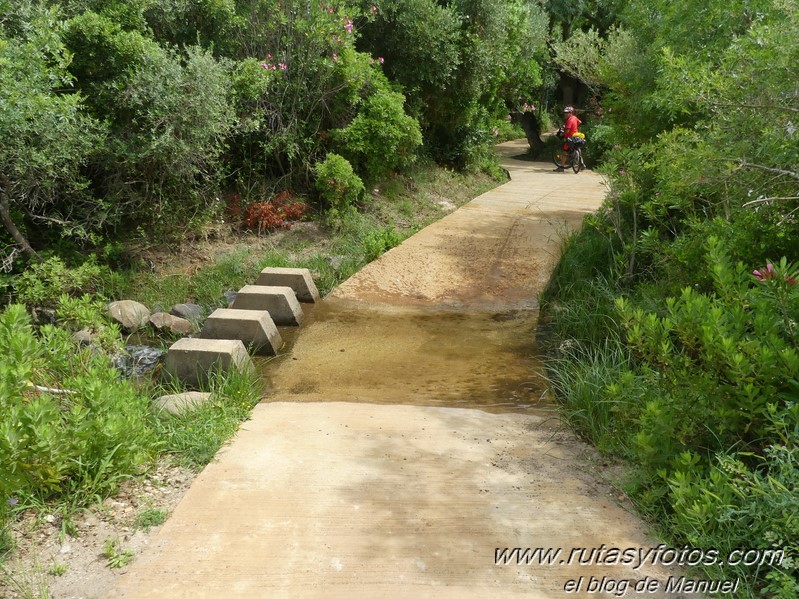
[
  {"x1": 344, "y1": 18, "x2": 353, "y2": 32},
  {"x1": 378, "y1": 56, "x2": 384, "y2": 64},
  {"x1": 521, "y1": 102, "x2": 536, "y2": 112},
  {"x1": 321, "y1": 4, "x2": 334, "y2": 13},
  {"x1": 332, "y1": 53, "x2": 338, "y2": 61},
  {"x1": 371, "y1": 4, "x2": 378, "y2": 15},
  {"x1": 261, "y1": 56, "x2": 286, "y2": 72},
  {"x1": 753, "y1": 263, "x2": 776, "y2": 282},
  {"x1": 753, "y1": 263, "x2": 797, "y2": 285}
]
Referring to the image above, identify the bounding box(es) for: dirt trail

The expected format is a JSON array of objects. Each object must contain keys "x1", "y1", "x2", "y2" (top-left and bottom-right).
[{"x1": 109, "y1": 141, "x2": 677, "y2": 598}]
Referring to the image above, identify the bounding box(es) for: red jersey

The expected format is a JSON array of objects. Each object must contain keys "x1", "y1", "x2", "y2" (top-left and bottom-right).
[
  {"x1": 564, "y1": 114, "x2": 582, "y2": 138},
  {"x1": 562, "y1": 114, "x2": 582, "y2": 151}
]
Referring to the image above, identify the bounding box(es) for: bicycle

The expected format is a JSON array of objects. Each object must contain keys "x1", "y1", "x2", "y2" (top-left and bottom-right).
[{"x1": 552, "y1": 135, "x2": 587, "y2": 173}]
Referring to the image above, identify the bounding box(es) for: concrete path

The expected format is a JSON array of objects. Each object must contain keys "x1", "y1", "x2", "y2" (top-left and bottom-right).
[{"x1": 109, "y1": 141, "x2": 676, "y2": 598}]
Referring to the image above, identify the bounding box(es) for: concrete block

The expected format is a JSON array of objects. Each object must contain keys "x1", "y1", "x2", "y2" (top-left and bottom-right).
[
  {"x1": 230, "y1": 285, "x2": 304, "y2": 326},
  {"x1": 153, "y1": 392, "x2": 212, "y2": 415},
  {"x1": 164, "y1": 338, "x2": 253, "y2": 387},
  {"x1": 200, "y1": 309, "x2": 283, "y2": 355},
  {"x1": 255, "y1": 267, "x2": 320, "y2": 303}
]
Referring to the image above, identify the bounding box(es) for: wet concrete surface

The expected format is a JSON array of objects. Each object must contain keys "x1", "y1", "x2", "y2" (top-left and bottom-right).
[{"x1": 261, "y1": 300, "x2": 551, "y2": 415}]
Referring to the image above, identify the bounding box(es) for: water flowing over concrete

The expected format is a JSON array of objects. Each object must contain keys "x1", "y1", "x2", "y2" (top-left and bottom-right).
[{"x1": 109, "y1": 141, "x2": 676, "y2": 598}]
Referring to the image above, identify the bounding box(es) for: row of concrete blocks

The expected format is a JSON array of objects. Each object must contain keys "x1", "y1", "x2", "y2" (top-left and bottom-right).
[{"x1": 162, "y1": 267, "x2": 318, "y2": 387}]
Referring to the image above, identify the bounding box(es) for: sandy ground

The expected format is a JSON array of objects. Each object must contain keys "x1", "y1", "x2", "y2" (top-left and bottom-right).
[{"x1": 101, "y1": 141, "x2": 688, "y2": 598}]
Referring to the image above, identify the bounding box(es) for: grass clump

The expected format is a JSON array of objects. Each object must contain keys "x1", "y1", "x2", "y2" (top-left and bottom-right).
[
  {"x1": 102, "y1": 537, "x2": 134, "y2": 569},
  {"x1": 154, "y1": 367, "x2": 264, "y2": 470},
  {"x1": 134, "y1": 508, "x2": 168, "y2": 532}
]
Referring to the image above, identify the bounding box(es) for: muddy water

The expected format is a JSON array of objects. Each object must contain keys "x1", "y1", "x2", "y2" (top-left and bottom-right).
[{"x1": 257, "y1": 298, "x2": 553, "y2": 415}]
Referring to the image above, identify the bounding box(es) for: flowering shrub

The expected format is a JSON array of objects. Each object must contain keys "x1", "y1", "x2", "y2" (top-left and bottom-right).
[
  {"x1": 243, "y1": 191, "x2": 307, "y2": 232},
  {"x1": 753, "y1": 261, "x2": 798, "y2": 286},
  {"x1": 616, "y1": 239, "x2": 799, "y2": 464}
]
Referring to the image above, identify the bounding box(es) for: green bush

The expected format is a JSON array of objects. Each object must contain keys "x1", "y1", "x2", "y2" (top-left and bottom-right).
[
  {"x1": 668, "y1": 440, "x2": 799, "y2": 597},
  {"x1": 62, "y1": 10, "x2": 235, "y2": 235},
  {"x1": 108, "y1": 44, "x2": 234, "y2": 233},
  {"x1": 546, "y1": 234, "x2": 799, "y2": 593},
  {"x1": 314, "y1": 153, "x2": 365, "y2": 210},
  {"x1": 331, "y1": 79, "x2": 422, "y2": 182},
  {"x1": 360, "y1": 0, "x2": 548, "y2": 167},
  {"x1": 0, "y1": 305, "x2": 157, "y2": 501},
  {"x1": 12, "y1": 257, "x2": 108, "y2": 307},
  {"x1": 0, "y1": 4, "x2": 104, "y2": 257},
  {"x1": 617, "y1": 239, "x2": 799, "y2": 471}
]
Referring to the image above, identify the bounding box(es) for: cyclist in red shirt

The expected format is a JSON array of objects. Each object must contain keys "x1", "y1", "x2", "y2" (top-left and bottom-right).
[{"x1": 555, "y1": 106, "x2": 582, "y2": 171}]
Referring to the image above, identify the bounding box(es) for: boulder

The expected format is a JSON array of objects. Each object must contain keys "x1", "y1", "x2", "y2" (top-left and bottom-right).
[
  {"x1": 113, "y1": 345, "x2": 165, "y2": 379},
  {"x1": 170, "y1": 303, "x2": 203, "y2": 323},
  {"x1": 150, "y1": 312, "x2": 194, "y2": 335},
  {"x1": 223, "y1": 290, "x2": 238, "y2": 307},
  {"x1": 108, "y1": 300, "x2": 151, "y2": 331},
  {"x1": 73, "y1": 328, "x2": 95, "y2": 347}
]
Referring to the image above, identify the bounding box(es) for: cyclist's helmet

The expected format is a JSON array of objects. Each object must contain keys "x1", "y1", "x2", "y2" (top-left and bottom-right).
[{"x1": 563, "y1": 106, "x2": 574, "y2": 113}]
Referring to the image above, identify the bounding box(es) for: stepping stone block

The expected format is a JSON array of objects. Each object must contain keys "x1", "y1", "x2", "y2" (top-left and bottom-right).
[
  {"x1": 230, "y1": 285, "x2": 304, "y2": 326},
  {"x1": 164, "y1": 338, "x2": 253, "y2": 387},
  {"x1": 153, "y1": 392, "x2": 212, "y2": 415},
  {"x1": 200, "y1": 309, "x2": 283, "y2": 355},
  {"x1": 256, "y1": 267, "x2": 320, "y2": 303}
]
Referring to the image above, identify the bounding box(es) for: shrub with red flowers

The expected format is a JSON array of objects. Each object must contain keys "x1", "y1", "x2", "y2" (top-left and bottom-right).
[{"x1": 243, "y1": 191, "x2": 307, "y2": 232}]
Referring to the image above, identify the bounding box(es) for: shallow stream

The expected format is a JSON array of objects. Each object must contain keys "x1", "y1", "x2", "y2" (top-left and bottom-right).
[{"x1": 257, "y1": 298, "x2": 553, "y2": 416}]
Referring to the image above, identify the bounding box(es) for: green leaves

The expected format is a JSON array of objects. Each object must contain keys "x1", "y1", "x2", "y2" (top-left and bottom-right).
[
  {"x1": 331, "y1": 86, "x2": 422, "y2": 182},
  {"x1": 313, "y1": 153, "x2": 364, "y2": 210},
  {"x1": 0, "y1": 3, "x2": 104, "y2": 251},
  {"x1": 0, "y1": 304, "x2": 157, "y2": 499}
]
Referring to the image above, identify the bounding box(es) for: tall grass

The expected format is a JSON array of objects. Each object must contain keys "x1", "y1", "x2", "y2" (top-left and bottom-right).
[
  {"x1": 154, "y1": 366, "x2": 264, "y2": 470},
  {"x1": 546, "y1": 339, "x2": 634, "y2": 454},
  {"x1": 542, "y1": 223, "x2": 621, "y2": 348}
]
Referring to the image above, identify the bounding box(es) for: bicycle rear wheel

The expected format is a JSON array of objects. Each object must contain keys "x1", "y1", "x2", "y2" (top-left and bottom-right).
[{"x1": 571, "y1": 148, "x2": 583, "y2": 173}]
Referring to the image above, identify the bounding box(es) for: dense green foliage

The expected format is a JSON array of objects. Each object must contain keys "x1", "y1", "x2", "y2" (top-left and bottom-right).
[
  {"x1": 359, "y1": 0, "x2": 548, "y2": 165},
  {"x1": 0, "y1": 0, "x2": 552, "y2": 265},
  {"x1": 0, "y1": 304, "x2": 155, "y2": 500},
  {"x1": 0, "y1": 297, "x2": 264, "y2": 547},
  {"x1": 314, "y1": 153, "x2": 365, "y2": 210},
  {"x1": 545, "y1": 0, "x2": 799, "y2": 594}
]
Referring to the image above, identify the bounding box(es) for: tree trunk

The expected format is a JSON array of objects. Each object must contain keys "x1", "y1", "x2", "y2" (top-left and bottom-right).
[
  {"x1": 0, "y1": 174, "x2": 40, "y2": 262},
  {"x1": 513, "y1": 112, "x2": 545, "y2": 154}
]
